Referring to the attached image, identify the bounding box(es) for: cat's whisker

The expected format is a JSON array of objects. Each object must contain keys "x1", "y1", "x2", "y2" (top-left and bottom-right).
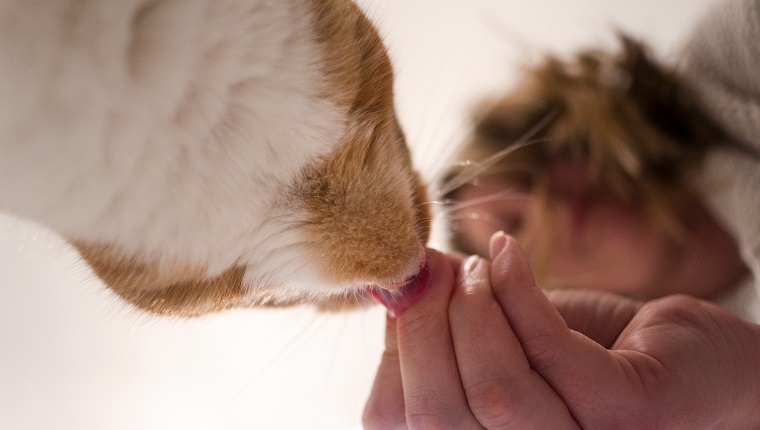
[
  {"x1": 446, "y1": 211, "x2": 509, "y2": 232},
  {"x1": 430, "y1": 157, "x2": 539, "y2": 198},
  {"x1": 433, "y1": 108, "x2": 557, "y2": 199},
  {"x1": 319, "y1": 314, "x2": 346, "y2": 396},
  {"x1": 348, "y1": 288, "x2": 368, "y2": 310},
  {"x1": 425, "y1": 189, "x2": 529, "y2": 217},
  {"x1": 433, "y1": 138, "x2": 538, "y2": 199},
  {"x1": 430, "y1": 190, "x2": 530, "y2": 210},
  {"x1": 410, "y1": 22, "x2": 487, "y2": 159},
  {"x1": 476, "y1": 2, "x2": 540, "y2": 66},
  {"x1": 415, "y1": 36, "x2": 488, "y2": 166},
  {"x1": 215, "y1": 310, "x2": 330, "y2": 420},
  {"x1": 420, "y1": 119, "x2": 476, "y2": 186},
  {"x1": 410, "y1": 23, "x2": 499, "y2": 184},
  {"x1": 415, "y1": 81, "x2": 509, "y2": 187}
]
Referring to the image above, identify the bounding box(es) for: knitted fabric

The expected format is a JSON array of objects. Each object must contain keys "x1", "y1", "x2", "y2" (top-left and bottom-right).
[{"x1": 682, "y1": 0, "x2": 760, "y2": 321}]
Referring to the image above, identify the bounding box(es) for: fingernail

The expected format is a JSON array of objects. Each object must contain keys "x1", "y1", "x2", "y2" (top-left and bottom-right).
[
  {"x1": 368, "y1": 258, "x2": 433, "y2": 318},
  {"x1": 489, "y1": 231, "x2": 508, "y2": 260},
  {"x1": 462, "y1": 255, "x2": 481, "y2": 275}
]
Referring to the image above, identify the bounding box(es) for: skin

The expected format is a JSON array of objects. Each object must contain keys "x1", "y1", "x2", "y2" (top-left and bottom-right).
[
  {"x1": 363, "y1": 235, "x2": 760, "y2": 429},
  {"x1": 452, "y1": 160, "x2": 749, "y2": 300}
]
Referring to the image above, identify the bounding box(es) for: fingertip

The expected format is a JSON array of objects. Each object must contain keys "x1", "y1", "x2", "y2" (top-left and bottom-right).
[
  {"x1": 490, "y1": 234, "x2": 534, "y2": 288},
  {"x1": 489, "y1": 231, "x2": 527, "y2": 271},
  {"x1": 461, "y1": 254, "x2": 484, "y2": 277},
  {"x1": 454, "y1": 254, "x2": 490, "y2": 298},
  {"x1": 489, "y1": 230, "x2": 509, "y2": 260},
  {"x1": 384, "y1": 313, "x2": 398, "y2": 351}
]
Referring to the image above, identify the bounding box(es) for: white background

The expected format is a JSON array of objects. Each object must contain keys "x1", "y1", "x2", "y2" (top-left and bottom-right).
[{"x1": 0, "y1": 1, "x2": 716, "y2": 429}]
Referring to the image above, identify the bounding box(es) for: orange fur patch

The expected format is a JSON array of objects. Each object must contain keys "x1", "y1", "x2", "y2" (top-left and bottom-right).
[
  {"x1": 74, "y1": 0, "x2": 430, "y2": 315},
  {"x1": 300, "y1": 0, "x2": 430, "y2": 288},
  {"x1": 74, "y1": 242, "x2": 247, "y2": 316}
]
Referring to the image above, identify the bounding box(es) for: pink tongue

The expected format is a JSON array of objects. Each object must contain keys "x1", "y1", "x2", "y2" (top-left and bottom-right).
[{"x1": 368, "y1": 260, "x2": 432, "y2": 317}]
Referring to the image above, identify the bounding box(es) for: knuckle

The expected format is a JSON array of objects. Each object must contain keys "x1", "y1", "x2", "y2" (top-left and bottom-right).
[
  {"x1": 380, "y1": 348, "x2": 400, "y2": 366},
  {"x1": 604, "y1": 399, "x2": 665, "y2": 429},
  {"x1": 405, "y1": 392, "x2": 457, "y2": 430},
  {"x1": 448, "y1": 294, "x2": 498, "y2": 324},
  {"x1": 464, "y1": 378, "x2": 521, "y2": 428},
  {"x1": 362, "y1": 405, "x2": 403, "y2": 430},
  {"x1": 641, "y1": 294, "x2": 721, "y2": 330},
  {"x1": 650, "y1": 294, "x2": 701, "y2": 315},
  {"x1": 405, "y1": 412, "x2": 453, "y2": 430},
  {"x1": 362, "y1": 389, "x2": 404, "y2": 430},
  {"x1": 399, "y1": 312, "x2": 444, "y2": 339},
  {"x1": 521, "y1": 333, "x2": 558, "y2": 372}
]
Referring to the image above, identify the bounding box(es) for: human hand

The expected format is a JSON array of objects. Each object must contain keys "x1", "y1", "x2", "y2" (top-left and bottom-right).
[
  {"x1": 364, "y1": 233, "x2": 760, "y2": 429},
  {"x1": 363, "y1": 245, "x2": 580, "y2": 429}
]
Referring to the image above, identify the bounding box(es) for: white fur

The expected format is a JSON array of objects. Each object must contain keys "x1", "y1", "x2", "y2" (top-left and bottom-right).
[{"x1": 0, "y1": 0, "x2": 349, "y2": 296}]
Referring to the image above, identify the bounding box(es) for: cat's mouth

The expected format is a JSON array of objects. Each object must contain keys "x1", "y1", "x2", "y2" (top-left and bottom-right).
[{"x1": 366, "y1": 258, "x2": 432, "y2": 317}]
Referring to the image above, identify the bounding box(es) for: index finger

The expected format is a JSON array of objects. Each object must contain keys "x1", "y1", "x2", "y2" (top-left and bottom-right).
[{"x1": 396, "y1": 250, "x2": 484, "y2": 429}]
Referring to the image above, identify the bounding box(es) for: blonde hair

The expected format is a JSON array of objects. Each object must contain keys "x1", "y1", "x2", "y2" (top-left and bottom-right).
[{"x1": 450, "y1": 36, "x2": 729, "y2": 245}]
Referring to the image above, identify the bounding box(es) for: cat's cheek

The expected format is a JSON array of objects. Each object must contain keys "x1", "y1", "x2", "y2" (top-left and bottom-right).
[
  {"x1": 411, "y1": 171, "x2": 433, "y2": 244},
  {"x1": 296, "y1": 188, "x2": 427, "y2": 292},
  {"x1": 76, "y1": 242, "x2": 318, "y2": 315},
  {"x1": 74, "y1": 242, "x2": 249, "y2": 316}
]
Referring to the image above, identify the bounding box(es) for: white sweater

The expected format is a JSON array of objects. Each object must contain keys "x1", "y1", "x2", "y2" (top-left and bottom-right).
[{"x1": 682, "y1": 0, "x2": 760, "y2": 321}]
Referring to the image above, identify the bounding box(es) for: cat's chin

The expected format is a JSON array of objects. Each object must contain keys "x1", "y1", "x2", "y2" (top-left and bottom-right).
[{"x1": 313, "y1": 255, "x2": 431, "y2": 313}]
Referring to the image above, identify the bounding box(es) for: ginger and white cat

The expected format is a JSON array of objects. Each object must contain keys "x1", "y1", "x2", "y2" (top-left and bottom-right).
[{"x1": 0, "y1": 0, "x2": 430, "y2": 316}]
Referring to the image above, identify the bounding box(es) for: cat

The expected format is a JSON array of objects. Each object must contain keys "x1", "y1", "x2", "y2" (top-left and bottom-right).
[{"x1": 0, "y1": 0, "x2": 431, "y2": 316}]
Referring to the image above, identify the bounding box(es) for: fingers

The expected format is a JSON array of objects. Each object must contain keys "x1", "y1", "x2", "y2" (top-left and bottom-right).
[
  {"x1": 364, "y1": 251, "x2": 471, "y2": 430},
  {"x1": 367, "y1": 235, "x2": 644, "y2": 429},
  {"x1": 545, "y1": 289, "x2": 642, "y2": 348},
  {"x1": 363, "y1": 316, "x2": 406, "y2": 430},
  {"x1": 487, "y1": 232, "x2": 644, "y2": 427},
  {"x1": 448, "y1": 255, "x2": 580, "y2": 429},
  {"x1": 487, "y1": 232, "x2": 573, "y2": 372},
  {"x1": 365, "y1": 242, "x2": 584, "y2": 429},
  {"x1": 395, "y1": 250, "x2": 484, "y2": 429}
]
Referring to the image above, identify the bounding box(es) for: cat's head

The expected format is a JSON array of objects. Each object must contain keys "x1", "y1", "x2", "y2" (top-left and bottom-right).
[{"x1": 74, "y1": 0, "x2": 430, "y2": 316}]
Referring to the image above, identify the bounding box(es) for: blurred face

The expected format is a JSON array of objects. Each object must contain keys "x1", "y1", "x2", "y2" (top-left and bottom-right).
[{"x1": 452, "y1": 159, "x2": 747, "y2": 300}]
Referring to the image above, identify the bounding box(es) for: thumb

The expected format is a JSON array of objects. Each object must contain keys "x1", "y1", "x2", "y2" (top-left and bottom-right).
[
  {"x1": 488, "y1": 232, "x2": 649, "y2": 427},
  {"x1": 545, "y1": 289, "x2": 642, "y2": 348}
]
